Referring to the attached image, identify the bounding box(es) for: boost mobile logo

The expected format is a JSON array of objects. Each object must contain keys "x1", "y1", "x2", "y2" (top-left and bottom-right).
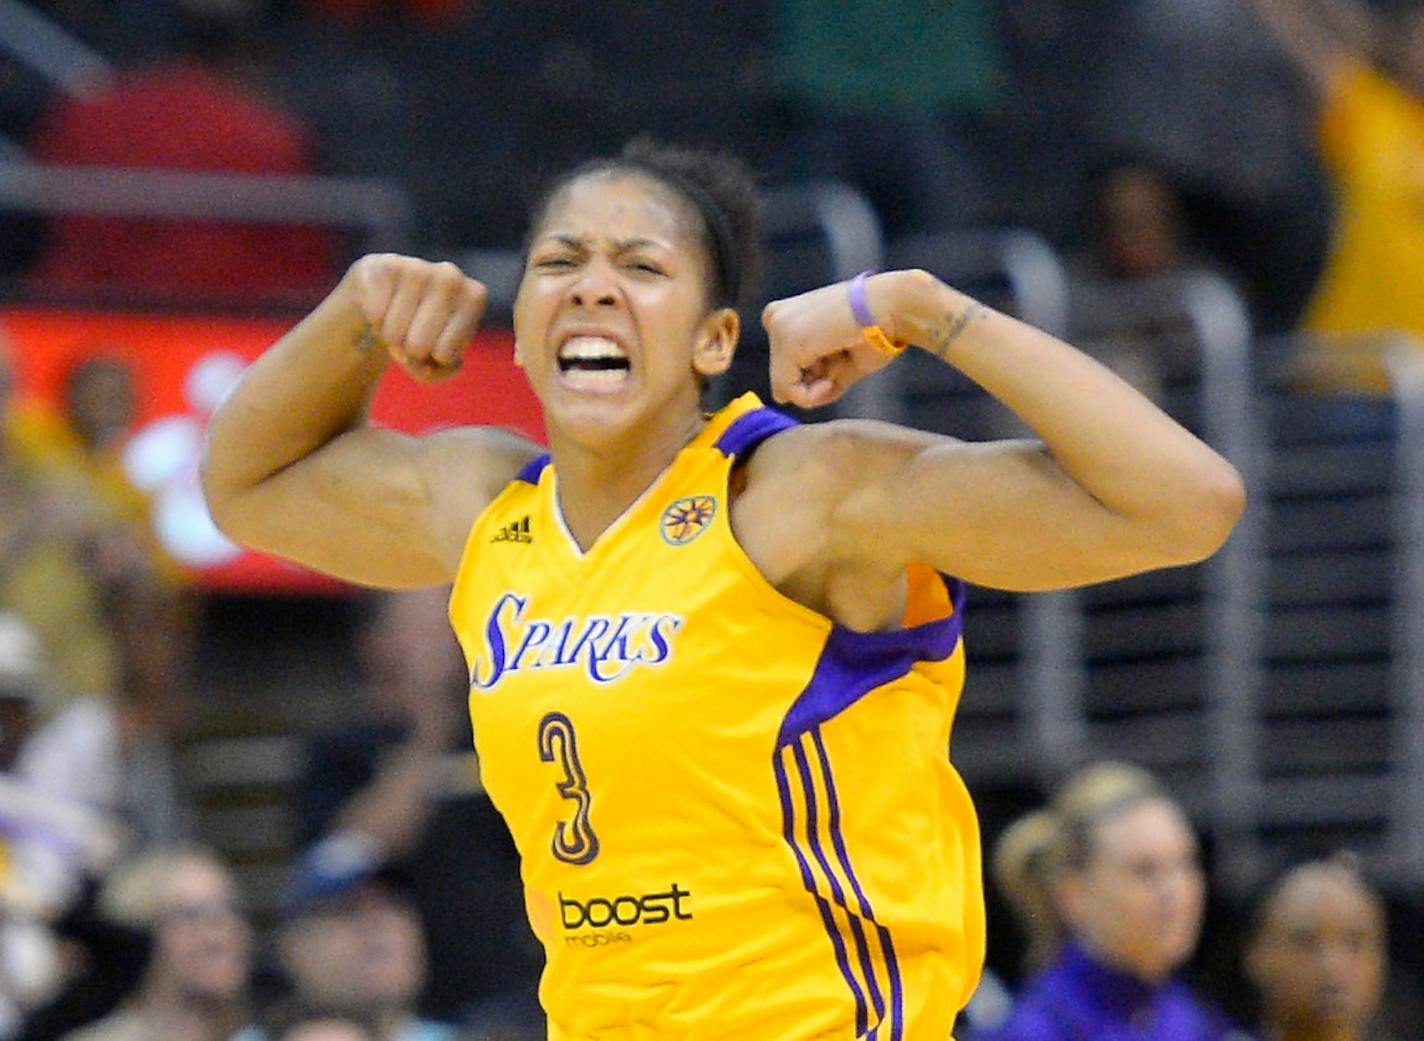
[{"x1": 559, "y1": 884, "x2": 693, "y2": 938}]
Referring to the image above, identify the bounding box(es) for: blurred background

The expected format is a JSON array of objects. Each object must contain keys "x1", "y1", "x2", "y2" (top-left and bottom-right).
[{"x1": 0, "y1": 0, "x2": 1421, "y2": 1038}]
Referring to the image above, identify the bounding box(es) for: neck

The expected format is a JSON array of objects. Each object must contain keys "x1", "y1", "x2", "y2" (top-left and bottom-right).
[
  {"x1": 378, "y1": 1007, "x2": 415, "y2": 1041},
  {"x1": 547, "y1": 407, "x2": 706, "y2": 551},
  {"x1": 1262, "y1": 1015, "x2": 1362, "y2": 1041},
  {"x1": 1073, "y1": 937, "x2": 1171, "y2": 988},
  {"x1": 136, "y1": 979, "x2": 243, "y2": 1041}
]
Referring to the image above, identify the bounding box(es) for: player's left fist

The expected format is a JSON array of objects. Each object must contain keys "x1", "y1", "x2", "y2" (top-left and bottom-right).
[{"x1": 762, "y1": 275, "x2": 900, "y2": 409}]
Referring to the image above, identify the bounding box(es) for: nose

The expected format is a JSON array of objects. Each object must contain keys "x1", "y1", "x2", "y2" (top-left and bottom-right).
[{"x1": 568, "y1": 260, "x2": 620, "y2": 309}]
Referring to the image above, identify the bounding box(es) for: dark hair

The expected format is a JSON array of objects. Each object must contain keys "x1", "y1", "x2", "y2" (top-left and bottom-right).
[
  {"x1": 525, "y1": 138, "x2": 763, "y2": 310},
  {"x1": 1245, "y1": 850, "x2": 1386, "y2": 940}
]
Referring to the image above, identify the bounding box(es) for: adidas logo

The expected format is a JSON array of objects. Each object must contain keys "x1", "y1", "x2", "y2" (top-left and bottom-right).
[{"x1": 491, "y1": 516, "x2": 533, "y2": 544}]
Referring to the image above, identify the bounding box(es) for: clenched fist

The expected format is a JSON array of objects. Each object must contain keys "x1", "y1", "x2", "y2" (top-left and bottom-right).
[
  {"x1": 762, "y1": 275, "x2": 903, "y2": 409},
  {"x1": 345, "y1": 254, "x2": 488, "y2": 382}
]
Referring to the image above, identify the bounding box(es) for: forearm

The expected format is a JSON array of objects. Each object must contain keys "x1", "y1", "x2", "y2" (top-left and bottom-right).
[
  {"x1": 881, "y1": 270, "x2": 1245, "y2": 551},
  {"x1": 201, "y1": 273, "x2": 386, "y2": 524},
  {"x1": 330, "y1": 739, "x2": 446, "y2": 858}
]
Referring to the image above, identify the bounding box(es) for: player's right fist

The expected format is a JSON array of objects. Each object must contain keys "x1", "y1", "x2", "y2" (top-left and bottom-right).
[{"x1": 345, "y1": 254, "x2": 488, "y2": 381}]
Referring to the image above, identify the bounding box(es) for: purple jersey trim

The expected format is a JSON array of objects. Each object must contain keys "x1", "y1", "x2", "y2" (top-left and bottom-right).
[
  {"x1": 777, "y1": 578, "x2": 964, "y2": 746},
  {"x1": 812, "y1": 729, "x2": 904, "y2": 1040},
  {"x1": 713, "y1": 406, "x2": 798, "y2": 458},
  {"x1": 775, "y1": 729, "x2": 907, "y2": 1038},
  {"x1": 774, "y1": 748, "x2": 871, "y2": 1034},
  {"x1": 516, "y1": 454, "x2": 551, "y2": 484},
  {"x1": 792, "y1": 739, "x2": 888, "y2": 1028}
]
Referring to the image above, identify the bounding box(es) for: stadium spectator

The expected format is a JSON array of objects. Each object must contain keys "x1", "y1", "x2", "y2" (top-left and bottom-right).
[
  {"x1": 1077, "y1": 160, "x2": 1197, "y2": 283},
  {"x1": 971, "y1": 762, "x2": 1243, "y2": 1041},
  {"x1": 1, "y1": 340, "x2": 189, "y2": 855},
  {"x1": 1245, "y1": 855, "x2": 1395, "y2": 1041},
  {"x1": 0, "y1": 610, "x2": 125, "y2": 924},
  {"x1": 0, "y1": 333, "x2": 129, "y2": 711},
  {"x1": 295, "y1": 588, "x2": 539, "y2": 1032},
  {"x1": 273, "y1": 838, "x2": 458, "y2": 1041},
  {"x1": 54, "y1": 846, "x2": 260, "y2": 1041},
  {"x1": 1246, "y1": 0, "x2": 1424, "y2": 351},
  {"x1": 25, "y1": 0, "x2": 338, "y2": 305}
]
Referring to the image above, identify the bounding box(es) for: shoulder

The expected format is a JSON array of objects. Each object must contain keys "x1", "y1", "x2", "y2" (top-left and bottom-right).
[
  {"x1": 971, "y1": 1000, "x2": 1065, "y2": 1041},
  {"x1": 419, "y1": 424, "x2": 542, "y2": 482},
  {"x1": 396, "y1": 1021, "x2": 459, "y2": 1041},
  {"x1": 741, "y1": 417, "x2": 950, "y2": 494},
  {"x1": 1160, "y1": 981, "x2": 1243, "y2": 1040},
  {"x1": 415, "y1": 425, "x2": 544, "y2": 515}
]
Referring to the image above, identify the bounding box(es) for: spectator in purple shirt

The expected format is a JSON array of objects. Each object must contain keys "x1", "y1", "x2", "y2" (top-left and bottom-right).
[{"x1": 971, "y1": 762, "x2": 1246, "y2": 1041}]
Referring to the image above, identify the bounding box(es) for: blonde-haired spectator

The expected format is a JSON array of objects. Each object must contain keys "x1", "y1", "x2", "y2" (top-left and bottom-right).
[
  {"x1": 970, "y1": 762, "x2": 1245, "y2": 1041},
  {"x1": 56, "y1": 846, "x2": 260, "y2": 1041}
]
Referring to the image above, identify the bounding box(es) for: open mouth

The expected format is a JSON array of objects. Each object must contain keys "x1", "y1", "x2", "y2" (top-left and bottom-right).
[{"x1": 557, "y1": 336, "x2": 631, "y2": 388}]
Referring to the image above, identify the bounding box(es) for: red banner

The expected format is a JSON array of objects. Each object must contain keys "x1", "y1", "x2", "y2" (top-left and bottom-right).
[{"x1": 1, "y1": 306, "x2": 545, "y2": 594}]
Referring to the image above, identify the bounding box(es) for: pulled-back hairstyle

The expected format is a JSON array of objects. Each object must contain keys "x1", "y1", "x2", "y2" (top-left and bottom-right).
[
  {"x1": 525, "y1": 138, "x2": 764, "y2": 310},
  {"x1": 992, "y1": 761, "x2": 1171, "y2": 973}
]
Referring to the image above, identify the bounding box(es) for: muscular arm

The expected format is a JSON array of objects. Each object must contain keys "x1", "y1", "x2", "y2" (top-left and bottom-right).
[
  {"x1": 758, "y1": 271, "x2": 1245, "y2": 615},
  {"x1": 201, "y1": 256, "x2": 540, "y2": 588}
]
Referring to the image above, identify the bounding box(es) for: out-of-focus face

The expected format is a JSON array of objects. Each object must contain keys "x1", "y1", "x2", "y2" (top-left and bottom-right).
[
  {"x1": 1096, "y1": 166, "x2": 1185, "y2": 280},
  {"x1": 1057, "y1": 798, "x2": 1205, "y2": 983},
  {"x1": 65, "y1": 359, "x2": 136, "y2": 451},
  {"x1": 151, "y1": 857, "x2": 251, "y2": 1002},
  {"x1": 513, "y1": 172, "x2": 734, "y2": 453},
  {"x1": 281, "y1": 884, "x2": 426, "y2": 1010},
  {"x1": 1247, "y1": 868, "x2": 1385, "y2": 1037}
]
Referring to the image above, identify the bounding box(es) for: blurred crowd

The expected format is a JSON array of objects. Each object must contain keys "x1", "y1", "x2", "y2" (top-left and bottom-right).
[
  {"x1": 0, "y1": 0, "x2": 1417, "y2": 348},
  {"x1": 0, "y1": 0, "x2": 1422, "y2": 1038}
]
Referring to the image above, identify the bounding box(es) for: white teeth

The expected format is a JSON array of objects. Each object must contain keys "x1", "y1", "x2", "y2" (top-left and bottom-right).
[
  {"x1": 563, "y1": 367, "x2": 629, "y2": 388},
  {"x1": 558, "y1": 336, "x2": 626, "y2": 361}
]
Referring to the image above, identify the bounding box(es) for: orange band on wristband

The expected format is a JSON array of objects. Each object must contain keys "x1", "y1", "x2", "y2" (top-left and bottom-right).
[{"x1": 860, "y1": 324, "x2": 908, "y2": 358}]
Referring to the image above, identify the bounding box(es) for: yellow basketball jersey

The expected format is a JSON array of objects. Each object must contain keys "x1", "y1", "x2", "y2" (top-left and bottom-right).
[{"x1": 449, "y1": 393, "x2": 984, "y2": 1040}]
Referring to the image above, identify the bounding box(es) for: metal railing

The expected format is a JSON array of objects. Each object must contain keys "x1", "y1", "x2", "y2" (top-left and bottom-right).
[{"x1": 0, "y1": 161, "x2": 415, "y2": 256}]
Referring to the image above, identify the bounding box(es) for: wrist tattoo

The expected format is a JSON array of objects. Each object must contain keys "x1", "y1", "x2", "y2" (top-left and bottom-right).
[
  {"x1": 930, "y1": 301, "x2": 984, "y2": 357},
  {"x1": 354, "y1": 323, "x2": 382, "y2": 353}
]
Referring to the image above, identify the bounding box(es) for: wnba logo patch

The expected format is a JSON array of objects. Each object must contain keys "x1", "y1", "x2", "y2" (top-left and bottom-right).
[{"x1": 660, "y1": 496, "x2": 716, "y2": 545}]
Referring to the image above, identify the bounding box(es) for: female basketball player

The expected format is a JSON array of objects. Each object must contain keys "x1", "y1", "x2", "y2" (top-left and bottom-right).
[{"x1": 202, "y1": 141, "x2": 1244, "y2": 1040}]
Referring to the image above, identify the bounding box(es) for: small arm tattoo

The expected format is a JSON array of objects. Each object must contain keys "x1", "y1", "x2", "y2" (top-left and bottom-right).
[
  {"x1": 354, "y1": 323, "x2": 382, "y2": 353},
  {"x1": 927, "y1": 301, "x2": 984, "y2": 358}
]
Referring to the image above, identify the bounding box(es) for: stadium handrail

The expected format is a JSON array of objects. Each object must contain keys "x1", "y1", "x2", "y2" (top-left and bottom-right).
[
  {"x1": 0, "y1": 0, "x2": 112, "y2": 95},
  {"x1": 0, "y1": 160, "x2": 415, "y2": 254}
]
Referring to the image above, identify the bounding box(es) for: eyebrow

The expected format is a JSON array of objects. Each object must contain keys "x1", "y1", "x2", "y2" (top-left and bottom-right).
[{"x1": 534, "y1": 234, "x2": 669, "y2": 253}]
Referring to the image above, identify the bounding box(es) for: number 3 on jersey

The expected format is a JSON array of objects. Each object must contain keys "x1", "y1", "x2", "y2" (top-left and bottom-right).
[{"x1": 538, "y1": 712, "x2": 600, "y2": 865}]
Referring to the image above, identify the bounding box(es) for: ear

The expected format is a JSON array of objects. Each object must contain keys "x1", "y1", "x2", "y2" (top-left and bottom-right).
[
  {"x1": 1054, "y1": 870, "x2": 1087, "y2": 929},
  {"x1": 513, "y1": 339, "x2": 525, "y2": 369},
  {"x1": 692, "y1": 307, "x2": 739, "y2": 379}
]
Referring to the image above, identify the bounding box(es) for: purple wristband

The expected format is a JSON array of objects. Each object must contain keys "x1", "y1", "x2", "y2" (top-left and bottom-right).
[{"x1": 847, "y1": 270, "x2": 878, "y2": 327}]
